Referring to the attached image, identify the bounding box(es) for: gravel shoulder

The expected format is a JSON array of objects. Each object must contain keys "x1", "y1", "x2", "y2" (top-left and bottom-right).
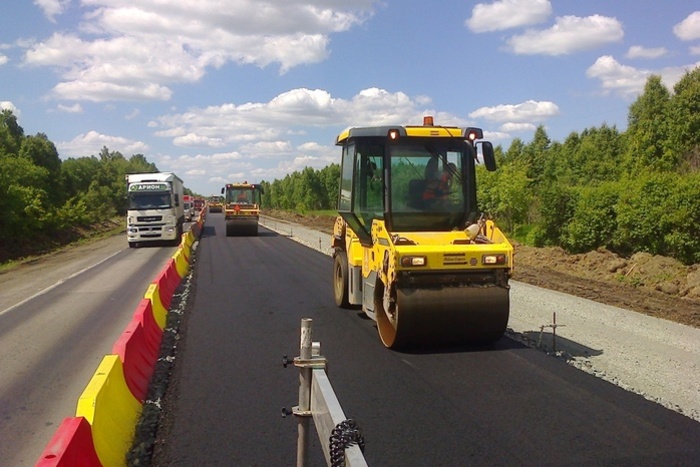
[{"x1": 259, "y1": 215, "x2": 700, "y2": 423}]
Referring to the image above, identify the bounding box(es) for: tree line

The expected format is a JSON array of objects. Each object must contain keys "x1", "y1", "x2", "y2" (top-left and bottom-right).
[
  {"x1": 3, "y1": 67, "x2": 699, "y2": 265},
  {"x1": 261, "y1": 68, "x2": 700, "y2": 265},
  {"x1": 476, "y1": 68, "x2": 700, "y2": 265},
  {"x1": 0, "y1": 109, "x2": 161, "y2": 260}
]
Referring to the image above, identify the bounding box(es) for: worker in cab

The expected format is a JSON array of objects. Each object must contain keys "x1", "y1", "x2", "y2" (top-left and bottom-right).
[
  {"x1": 422, "y1": 162, "x2": 456, "y2": 207},
  {"x1": 237, "y1": 191, "x2": 250, "y2": 203}
]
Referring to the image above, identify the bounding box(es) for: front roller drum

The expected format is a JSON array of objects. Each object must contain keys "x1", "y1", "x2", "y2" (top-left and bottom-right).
[
  {"x1": 376, "y1": 285, "x2": 509, "y2": 349},
  {"x1": 226, "y1": 218, "x2": 259, "y2": 236}
]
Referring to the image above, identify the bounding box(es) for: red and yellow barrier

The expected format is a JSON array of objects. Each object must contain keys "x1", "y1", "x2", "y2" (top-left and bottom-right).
[
  {"x1": 37, "y1": 216, "x2": 203, "y2": 465},
  {"x1": 76, "y1": 356, "x2": 142, "y2": 466},
  {"x1": 36, "y1": 417, "x2": 101, "y2": 466}
]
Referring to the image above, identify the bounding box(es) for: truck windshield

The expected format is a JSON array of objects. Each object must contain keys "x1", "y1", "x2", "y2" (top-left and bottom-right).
[
  {"x1": 129, "y1": 192, "x2": 172, "y2": 210},
  {"x1": 389, "y1": 144, "x2": 466, "y2": 232},
  {"x1": 226, "y1": 189, "x2": 255, "y2": 204}
]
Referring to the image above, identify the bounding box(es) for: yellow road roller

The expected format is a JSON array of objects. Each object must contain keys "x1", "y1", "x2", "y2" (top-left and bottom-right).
[
  {"x1": 222, "y1": 182, "x2": 263, "y2": 236},
  {"x1": 331, "y1": 117, "x2": 513, "y2": 348}
]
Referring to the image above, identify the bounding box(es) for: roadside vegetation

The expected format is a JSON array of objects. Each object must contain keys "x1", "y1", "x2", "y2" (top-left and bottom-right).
[
  {"x1": 261, "y1": 69, "x2": 700, "y2": 266},
  {"x1": 3, "y1": 68, "x2": 700, "y2": 266}
]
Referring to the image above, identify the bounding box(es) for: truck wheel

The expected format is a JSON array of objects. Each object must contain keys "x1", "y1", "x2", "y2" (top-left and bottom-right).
[
  {"x1": 129, "y1": 242, "x2": 138, "y2": 248},
  {"x1": 226, "y1": 222, "x2": 233, "y2": 236},
  {"x1": 333, "y1": 250, "x2": 350, "y2": 308}
]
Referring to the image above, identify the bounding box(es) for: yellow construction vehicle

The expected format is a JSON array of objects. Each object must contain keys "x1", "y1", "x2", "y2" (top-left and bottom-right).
[
  {"x1": 222, "y1": 182, "x2": 264, "y2": 236},
  {"x1": 208, "y1": 195, "x2": 224, "y2": 213},
  {"x1": 331, "y1": 117, "x2": 512, "y2": 349}
]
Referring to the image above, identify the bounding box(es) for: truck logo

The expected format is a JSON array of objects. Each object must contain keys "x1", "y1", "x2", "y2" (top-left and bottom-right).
[{"x1": 129, "y1": 183, "x2": 169, "y2": 192}]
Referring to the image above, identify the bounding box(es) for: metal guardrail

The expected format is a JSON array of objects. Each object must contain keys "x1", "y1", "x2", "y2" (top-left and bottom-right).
[{"x1": 284, "y1": 319, "x2": 368, "y2": 467}]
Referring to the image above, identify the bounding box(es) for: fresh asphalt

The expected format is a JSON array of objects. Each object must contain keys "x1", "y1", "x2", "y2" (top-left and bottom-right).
[{"x1": 152, "y1": 213, "x2": 700, "y2": 466}]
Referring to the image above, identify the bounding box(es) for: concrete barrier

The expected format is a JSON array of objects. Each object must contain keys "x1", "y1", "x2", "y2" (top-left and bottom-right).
[
  {"x1": 133, "y1": 298, "x2": 163, "y2": 358},
  {"x1": 37, "y1": 221, "x2": 200, "y2": 465},
  {"x1": 112, "y1": 316, "x2": 160, "y2": 403},
  {"x1": 76, "y1": 355, "x2": 142, "y2": 466},
  {"x1": 153, "y1": 258, "x2": 180, "y2": 310},
  {"x1": 36, "y1": 416, "x2": 101, "y2": 466},
  {"x1": 172, "y1": 249, "x2": 189, "y2": 279},
  {"x1": 144, "y1": 283, "x2": 168, "y2": 330}
]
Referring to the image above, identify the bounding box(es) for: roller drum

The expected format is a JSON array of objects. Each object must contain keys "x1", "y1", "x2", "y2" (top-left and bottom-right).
[{"x1": 377, "y1": 283, "x2": 509, "y2": 349}]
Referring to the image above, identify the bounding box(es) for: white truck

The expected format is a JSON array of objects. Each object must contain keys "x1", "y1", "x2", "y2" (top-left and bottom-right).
[{"x1": 126, "y1": 172, "x2": 185, "y2": 247}]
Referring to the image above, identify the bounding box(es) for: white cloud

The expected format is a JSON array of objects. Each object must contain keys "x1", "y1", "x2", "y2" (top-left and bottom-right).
[
  {"x1": 56, "y1": 103, "x2": 83, "y2": 113},
  {"x1": 0, "y1": 54, "x2": 7, "y2": 66},
  {"x1": 1, "y1": 101, "x2": 20, "y2": 115},
  {"x1": 585, "y1": 56, "x2": 649, "y2": 98},
  {"x1": 22, "y1": 1, "x2": 377, "y2": 102},
  {"x1": 586, "y1": 55, "x2": 700, "y2": 98},
  {"x1": 466, "y1": 0, "x2": 551, "y2": 33},
  {"x1": 626, "y1": 45, "x2": 668, "y2": 60},
  {"x1": 57, "y1": 130, "x2": 149, "y2": 158},
  {"x1": 691, "y1": 45, "x2": 700, "y2": 56},
  {"x1": 673, "y1": 11, "x2": 700, "y2": 41},
  {"x1": 33, "y1": 0, "x2": 70, "y2": 22},
  {"x1": 146, "y1": 86, "x2": 474, "y2": 184},
  {"x1": 150, "y1": 87, "x2": 455, "y2": 150},
  {"x1": 499, "y1": 122, "x2": 536, "y2": 132},
  {"x1": 469, "y1": 100, "x2": 559, "y2": 123},
  {"x1": 507, "y1": 15, "x2": 624, "y2": 55}
]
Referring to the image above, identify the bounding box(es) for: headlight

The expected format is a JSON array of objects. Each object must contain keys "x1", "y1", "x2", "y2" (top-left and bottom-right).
[
  {"x1": 401, "y1": 256, "x2": 426, "y2": 267},
  {"x1": 482, "y1": 254, "x2": 507, "y2": 265}
]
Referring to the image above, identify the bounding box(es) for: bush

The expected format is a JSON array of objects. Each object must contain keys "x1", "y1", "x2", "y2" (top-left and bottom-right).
[{"x1": 562, "y1": 182, "x2": 619, "y2": 253}]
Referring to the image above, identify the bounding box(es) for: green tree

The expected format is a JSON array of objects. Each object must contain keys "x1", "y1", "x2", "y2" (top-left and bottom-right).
[
  {"x1": 522, "y1": 125, "x2": 551, "y2": 186},
  {"x1": 614, "y1": 172, "x2": 678, "y2": 257},
  {"x1": 0, "y1": 152, "x2": 50, "y2": 243},
  {"x1": 624, "y1": 75, "x2": 673, "y2": 174},
  {"x1": 668, "y1": 67, "x2": 700, "y2": 169},
  {"x1": 477, "y1": 160, "x2": 531, "y2": 232},
  {"x1": 0, "y1": 109, "x2": 24, "y2": 155},
  {"x1": 19, "y1": 133, "x2": 63, "y2": 205},
  {"x1": 562, "y1": 182, "x2": 619, "y2": 253}
]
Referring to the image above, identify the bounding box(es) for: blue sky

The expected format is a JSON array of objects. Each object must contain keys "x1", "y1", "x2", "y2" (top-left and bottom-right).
[{"x1": 1, "y1": 1, "x2": 699, "y2": 196}]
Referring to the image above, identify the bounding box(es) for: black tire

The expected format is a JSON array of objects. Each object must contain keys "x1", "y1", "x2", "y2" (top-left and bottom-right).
[
  {"x1": 226, "y1": 222, "x2": 233, "y2": 236},
  {"x1": 333, "y1": 250, "x2": 350, "y2": 308},
  {"x1": 129, "y1": 242, "x2": 137, "y2": 248}
]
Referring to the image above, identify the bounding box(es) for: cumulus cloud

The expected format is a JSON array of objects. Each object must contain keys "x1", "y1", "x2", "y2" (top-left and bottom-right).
[
  {"x1": 585, "y1": 56, "x2": 650, "y2": 98},
  {"x1": 33, "y1": 0, "x2": 70, "y2": 22},
  {"x1": 150, "y1": 87, "x2": 454, "y2": 150},
  {"x1": 0, "y1": 54, "x2": 7, "y2": 66},
  {"x1": 469, "y1": 100, "x2": 559, "y2": 123},
  {"x1": 673, "y1": 11, "x2": 700, "y2": 41},
  {"x1": 626, "y1": 46, "x2": 668, "y2": 60},
  {"x1": 499, "y1": 122, "x2": 536, "y2": 132},
  {"x1": 586, "y1": 55, "x2": 700, "y2": 98},
  {"x1": 1, "y1": 101, "x2": 20, "y2": 115},
  {"x1": 507, "y1": 15, "x2": 624, "y2": 55},
  {"x1": 57, "y1": 130, "x2": 149, "y2": 158},
  {"x1": 466, "y1": 0, "x2": 551, "y2": 33},
  {"x1": 21, "y1": 0, "x2": 377, "y2": 102},
  {"x1": 145, "y1": 86, "x2": 472, "y2": 183}
]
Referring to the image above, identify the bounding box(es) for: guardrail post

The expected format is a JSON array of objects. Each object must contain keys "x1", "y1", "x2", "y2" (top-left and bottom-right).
[
  {"x1": 297, "y1": 318, "x2": 312, "y2": 467},
  {"x1": 284, "y1": 318, "x2": 366, "y2": 467}
]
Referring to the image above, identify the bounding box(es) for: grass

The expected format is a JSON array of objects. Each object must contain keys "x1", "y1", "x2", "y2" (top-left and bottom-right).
[{"x1": 0, "y1": 218, "x2": 125, "y2": 273}]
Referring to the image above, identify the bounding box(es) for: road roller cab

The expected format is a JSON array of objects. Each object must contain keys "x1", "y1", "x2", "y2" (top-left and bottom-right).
[{"x1": 331, "y1": 116, "x2": 513, "y2": 349}]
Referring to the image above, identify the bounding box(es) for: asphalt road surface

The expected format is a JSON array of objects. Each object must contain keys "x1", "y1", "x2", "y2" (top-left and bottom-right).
[
  {"x1": 0, "y1": 236, "x2": 178, "y2": 465},
  {"x1": 153, "y1": 214, "x2": 700, "y2": 466}
]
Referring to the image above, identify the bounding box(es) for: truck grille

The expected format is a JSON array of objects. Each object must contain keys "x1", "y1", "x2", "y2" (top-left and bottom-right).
[{"x1": 138, "y1": 215, "x2": 163, "y2": 222}]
